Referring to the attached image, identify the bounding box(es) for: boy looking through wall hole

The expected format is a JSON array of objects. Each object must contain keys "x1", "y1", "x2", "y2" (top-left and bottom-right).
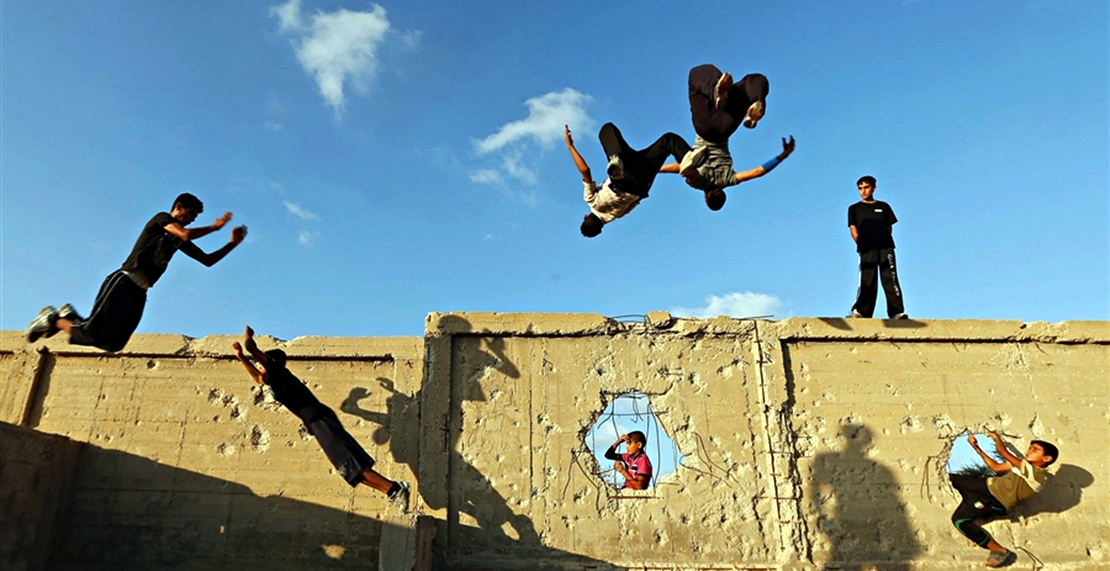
[{"x1": 605, "y1": 431, "x2": 652, "y2": 490}]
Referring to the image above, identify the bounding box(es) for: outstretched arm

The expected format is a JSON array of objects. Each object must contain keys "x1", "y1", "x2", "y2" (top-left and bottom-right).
[
  {"x1": 987, "y1": 431, "x2": 1025, "y2": 469},
  {"x1": 232, "y1": 341, "x2": 266, "y2": 386},
  {"x1": 731, "y1": 136, "x2": 796, "y2": 185},
  {"x1": 968, "y1": 434, "x2": 1012, "y2": 473},
  {"x1": 241, "y1": 325, "x2": 269, "y2": 367},
  {"x1": 564, "y1": 125, "x2": 594, "y2": 185},
  {"x1": 180, "y1": 225, "x2": 248, "y2": 267},
  {"x1": 164, "y1": 212, "x2": 234, "y2": 242}
]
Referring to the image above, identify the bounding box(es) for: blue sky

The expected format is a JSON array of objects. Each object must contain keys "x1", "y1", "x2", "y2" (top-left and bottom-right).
[{"x1": 3, "y1": 1, "x2": 1107, "y2": 340}]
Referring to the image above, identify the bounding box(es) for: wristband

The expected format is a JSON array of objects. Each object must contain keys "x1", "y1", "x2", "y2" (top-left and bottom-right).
[{"x1": 761, "y1": 155, "x2": 782, "y2": 172}]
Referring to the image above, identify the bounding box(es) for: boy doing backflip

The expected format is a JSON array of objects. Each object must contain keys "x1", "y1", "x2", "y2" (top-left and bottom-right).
[
  {"x1": 26, "y1": 193, "x2": 247, "y2": 351},
  {"x1": 848, "y1": 176, "x2": 907, "y2": 319},
  {"x1": 604, "y1": 431, "x2": 653, "y2": 490},
  {"x1": 949, "y1": 431, "x2": 1058, "y2": 567},
  {"x1": 564, "y1": 123, "x2": 692, "y2": 238},
  {"x1": 232, "y1": 326, "x2": 410, "y2": 511},
  {"x1": 680, "y1": 63, "x2": 795, "y2": 210}
]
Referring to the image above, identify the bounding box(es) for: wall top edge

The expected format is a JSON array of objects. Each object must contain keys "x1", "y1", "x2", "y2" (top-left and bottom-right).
[{"x1": 3, "y1": 315, "x2": 1107, "y2": 357}]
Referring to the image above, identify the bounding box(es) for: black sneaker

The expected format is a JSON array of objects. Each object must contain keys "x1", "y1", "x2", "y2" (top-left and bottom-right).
[
  {"x1": 26, "y1": 306, "x2": 59, "y2": 343},
  {"x1": 57, "y1": 303, "x2": 83, "y2": 322},
  {"x1": 891, "y1": 312, "x2": 909, "y2": 320}
]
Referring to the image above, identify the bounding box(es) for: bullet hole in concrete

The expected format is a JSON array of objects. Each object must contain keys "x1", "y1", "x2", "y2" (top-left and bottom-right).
[{"x1": 584, "y1": 391, "x2": 684, "y2": 490}]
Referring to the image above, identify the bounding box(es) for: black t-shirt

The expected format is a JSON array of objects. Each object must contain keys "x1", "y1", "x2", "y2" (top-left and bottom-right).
[
  {"x1": 120, "y1": 212, "x2": 185, "y2": 286},
  {"x1": 265, "y1": 364, "x2": 334, "y2": 425},
  {"x1": 848, "y1": 200, "x2": 898, "y2": 253}
]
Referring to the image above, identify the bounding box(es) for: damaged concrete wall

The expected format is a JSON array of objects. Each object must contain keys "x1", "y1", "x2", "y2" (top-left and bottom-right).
[
  {"x1": 0, "y1": 332, "x2": 424, "y2": 570},
  {"x1": 1, "y1": 315, "x2": 1107, "y2": 570},
  {"x1": 422, "y1": 314, "x2": 1109, "y2": 570}
]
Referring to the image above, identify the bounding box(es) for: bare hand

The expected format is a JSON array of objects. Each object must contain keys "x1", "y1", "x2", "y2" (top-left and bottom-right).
[
  {"x1": 231, "y1": 225, "x2": 248, "y2": 244},
  {"x1": 614, "y1": 461, "x2": 626, "y2": 473},
  {"x1": 214, "y1": 212, "x2": 233, "y2": 229},
  {"x1": 967, "y1": 434, "x2": 978, "y2": 447},
  {"x1": 780, "y1": 136, "x2": 796, "y2": 159},
  {"x1": 564, "y1": 125, "x2": 574, "y2": 147},
  {"x1": 232, "y1": 341, "x2": 243, "y2": 356}
]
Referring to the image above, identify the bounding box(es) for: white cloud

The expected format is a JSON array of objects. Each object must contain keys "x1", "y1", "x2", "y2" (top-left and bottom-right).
[
  {"x1": 470, "y1": 88, "x2": 593, "y2": 204},
  {"x1": 264, "y1": 120, "x2": 284, "y2": 131},
  {"x1": 468, "y1": 169, "x2": 503, "y2": 185},
  {"x1": 283, "y1": 200, "x2": 321, "y2": 221},
  {"x1": 272, "y1": 0, "x2": 392, "y2": 115},
  {"x1": 297, "y1": 230, "x2": 320, "y2": 247},
  {"x1": 671, "y1": 292, "x2": 783, "y2": 319},
  {"x1": 474, "y1": 88, "x2": 592, "y2": 154}
]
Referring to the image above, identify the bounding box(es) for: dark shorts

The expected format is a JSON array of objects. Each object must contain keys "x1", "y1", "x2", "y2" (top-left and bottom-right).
[{"x1": 307, "y1": 415, "x2": 375, "y2": 487}]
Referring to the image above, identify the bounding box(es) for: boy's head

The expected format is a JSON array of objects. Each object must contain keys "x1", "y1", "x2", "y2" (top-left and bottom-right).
[
  {"x1": 172, "y1": 193, "x2": 204, "y2": 225},
  {"x1": 581, "y1": 213, "x2": 604, "y2": 238},
  {"x1": 704, "y1": 188, "x2": 727, "y2": 211},
  {"x1": 626, "y1": 431, "x2": 647, "y2": 455},
  {"x1": 1026, "y1": 440, "x2": 1058, "y2": 467},
  {"x1": 856, "y1": 175, "x2": 876, "y2": 202},
  {"x1": 264, "y1": 349, "x2": 287, "y2": 369}
]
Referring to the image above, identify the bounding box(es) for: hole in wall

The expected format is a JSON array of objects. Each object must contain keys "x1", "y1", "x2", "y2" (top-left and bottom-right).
[
  {"x1": 945, "y1": 432, "x2": 1008, "y2": 477},
  {"x1": 583, "y1": 391, "x2": 685, "y2": 490}
]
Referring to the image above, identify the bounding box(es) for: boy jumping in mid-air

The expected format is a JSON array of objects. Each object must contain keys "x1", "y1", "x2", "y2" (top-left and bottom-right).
[
  {"x1": 232, "y1": 326, "x2": 410, "y2": 511},
  {"x1": 680, "y1": 63, "x2": 796, "y2": 211},
  {"x1": 26, "y1": 193, "x2": 247, "y2": 352},
  {"x1": 564, "y1": 123, "x2": 692, "y2": 238},
  {"x1": 949, "y1": 431, "x2": 1058, "y2": 567},
  {"x1": 604, "y1": 431, "x2": 653, "y2": 490}
]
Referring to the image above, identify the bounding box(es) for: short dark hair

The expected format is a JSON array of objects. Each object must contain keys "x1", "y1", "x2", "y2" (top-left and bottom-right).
[
  {"x1": 857, "y1": 175, "x2": 876, "y2": 187},
  {"x1": 627, "y1": 431, "x2": 647, "y2": 445},
  {"x1": 705, "y1": 188, "x2": 727, "y2": 211},
  {"x1": 264, "y1": 349, "x2": 287, "y2": 369},
  {"x1": 1031, "y1": 439, "x2": 1059, "y2": 466},
  {"x1": 580, "y1": 213, "x2": 604, "y2": 238},
  {"x1": 173, "y1": 192, "x2": 204, "y2": 213}
]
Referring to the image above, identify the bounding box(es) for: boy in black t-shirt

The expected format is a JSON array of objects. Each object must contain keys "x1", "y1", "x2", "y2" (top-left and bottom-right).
[
  {"x1": 847, "y1": 176, "x2": 907, "y2": 319},
  {"x1": 26, "y1": 193, "x2": 247, "y2": 351},
  {"x1": 232, "y1": 326, "x2": 410, "y2": 512}
]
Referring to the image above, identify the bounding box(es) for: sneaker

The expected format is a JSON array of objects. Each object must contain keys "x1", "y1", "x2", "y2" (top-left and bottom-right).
[
  {"x1": 847, "y1": 309, "x2": 864, "y2": 318},
  {"x1": 891, "y1": 312, "x2": 909, "y2": 320},
  {"x1": 714, "y1": 71, "x2": 733, "y2": 109},
  {"x1": 57, "y1": 303, "x2": 83, "y2": 322},
  {"x1": 388, "y1": 481, "x2": 411, "y2": 514},
  {"x1": 26, "y1": 306, "x2": 59, "y2": 343},
  {"x1": 606, "y1": 155, "x2": 624, "y2": 179},
  {"x1": 679, "y1": 146, "x2": 708, "y2": 178},
  {"x1": 986, "y1": 548, "x2": 1012, "y2": 567}
]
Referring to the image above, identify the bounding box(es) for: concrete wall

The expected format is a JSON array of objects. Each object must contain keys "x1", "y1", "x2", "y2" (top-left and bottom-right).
[
  {"x1": 1, "y1": 315, "x2": 1107, "y2": 570},
  {"x1": 1, "y1": 423, "x2": 83, "y2": 571}
]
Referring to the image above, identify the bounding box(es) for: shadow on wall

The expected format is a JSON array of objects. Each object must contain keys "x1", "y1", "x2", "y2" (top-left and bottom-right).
[
  {"x1": 1010, "y1": 463, "x2": 1094, "y2": 518},
  {"x1": 816, "y1": 317, "x2": 928, "y2": 331},
  {"x1": 809, "y1": 423, "x2": 922, "y2": 571},
  {"x1": 345, "y1": 314, "x2": 540, "y2": 566},
  {"x1": 38, "y1": 438, "x2": 618, "y2": 571}
]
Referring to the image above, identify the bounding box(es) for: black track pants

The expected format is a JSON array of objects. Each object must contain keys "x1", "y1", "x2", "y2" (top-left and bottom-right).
[{"x1": 852, "y1": 248, "x2": 905, "y2": 318}]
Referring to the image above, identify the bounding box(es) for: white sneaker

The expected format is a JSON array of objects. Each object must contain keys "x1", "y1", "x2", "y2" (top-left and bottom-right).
[
  {"x1": 891, "y1": 312, "x2": 909, "y2": 320},
  {"x1": 389, "y1": 481, "x2": 411, "y2": 514},
  {"x1": 606, "y1": 155, "x2": 624, "y2": 179},
  {"x1": 847, "y1": 309, "x2": 864, "y2": 318},
  {"x1": 680, "y1": 147, "x2": 708, "y2": 177}
]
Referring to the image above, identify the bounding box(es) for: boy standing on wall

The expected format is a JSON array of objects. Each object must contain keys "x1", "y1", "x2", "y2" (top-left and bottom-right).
[
  {"x1": 232, "y1": 325, "x2": 411, "y2": 511},
  {"x1": 604, "y1": 431, "x2": 653, "y2": 490},
  {"x1": 949, "y1": 431, "x2": 1058, "y2": 567},
  {"x1": 847, "y1": 176, "x2": 908, "y2": 319}
]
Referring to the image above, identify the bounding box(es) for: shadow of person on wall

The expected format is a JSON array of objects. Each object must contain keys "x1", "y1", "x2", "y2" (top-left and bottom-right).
[
  {"x1": 810, "y1": 423, "x2": 923, "y2": 571},
  {"x1": 343, "y1": 369, "x2": 540, "y2": 560},
  {"x1": 1010, "y1": 463, "x2": 1094, "y2": 518}
]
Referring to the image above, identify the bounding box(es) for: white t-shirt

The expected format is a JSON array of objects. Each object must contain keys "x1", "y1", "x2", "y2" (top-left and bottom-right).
[{"x1": 583, "y1": 179, "x2": 641, "y2": 223}]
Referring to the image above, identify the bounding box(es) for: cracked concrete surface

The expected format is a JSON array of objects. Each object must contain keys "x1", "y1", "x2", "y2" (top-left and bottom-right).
[{"x1": 1, "y1": 316, "x2": 1107, "y2": 570}]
